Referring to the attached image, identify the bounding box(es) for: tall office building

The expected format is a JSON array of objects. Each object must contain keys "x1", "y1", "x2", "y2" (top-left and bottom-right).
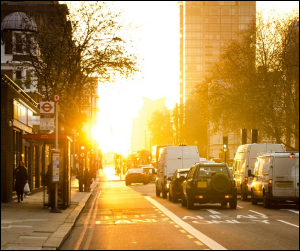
[{"x1": 179, "y1": 1, "x2": 256, "y2": 159}]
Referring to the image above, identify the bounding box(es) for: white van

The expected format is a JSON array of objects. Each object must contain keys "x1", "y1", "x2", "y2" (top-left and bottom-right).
[
  {"x1": 156, "y1": 145, "x2": 200, "y2": 198},
  {"x1": 232, "y1": 144, "x2": 285, "y2": 201},
  {"x1": 249, "y1": 152, "x2": 299, "y2": 208}
]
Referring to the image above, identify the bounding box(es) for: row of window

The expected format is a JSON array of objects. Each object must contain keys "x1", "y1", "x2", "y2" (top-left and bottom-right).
[
  {"x1": 184, "y1": 32, "x2": 235, "y2": 40},
  {"x1": 185, "y1": 6, "x2": 237, "y2": 16},
  {"x1": 185, "y1": 1, "x2": 237, "y2": 6},
  {"x1": 182, "y1": 43, "x2": 226, "y2": 50}
]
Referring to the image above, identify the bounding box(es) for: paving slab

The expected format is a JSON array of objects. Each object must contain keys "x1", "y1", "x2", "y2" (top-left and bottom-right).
[{"x1": 1, "y1": 175, "x2": 97, "y2": 250}]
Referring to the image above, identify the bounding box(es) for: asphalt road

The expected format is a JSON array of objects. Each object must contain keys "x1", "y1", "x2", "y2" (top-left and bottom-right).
[{"x1": 61, "y1": 167, "x2": 299, "y2": 250}]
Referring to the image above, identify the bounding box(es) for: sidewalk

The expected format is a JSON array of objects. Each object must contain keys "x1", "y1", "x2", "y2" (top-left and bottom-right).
[{"x1": 1, "y1": 174, "x2": 99, "y2": 250}]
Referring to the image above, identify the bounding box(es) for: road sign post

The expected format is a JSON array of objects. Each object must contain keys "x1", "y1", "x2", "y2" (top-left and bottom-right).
[{"x1": 51, "y1": 94, "x2": 61, "y2": 213}]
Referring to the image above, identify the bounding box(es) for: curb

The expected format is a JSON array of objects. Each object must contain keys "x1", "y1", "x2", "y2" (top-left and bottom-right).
[{"x1": 42, "y1": 183, "x2": 97, "y2": 250}]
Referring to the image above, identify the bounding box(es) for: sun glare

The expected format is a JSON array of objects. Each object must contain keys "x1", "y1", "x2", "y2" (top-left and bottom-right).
[{"x1": 88, "y1": 1, "x2": 298, "y2": 156}]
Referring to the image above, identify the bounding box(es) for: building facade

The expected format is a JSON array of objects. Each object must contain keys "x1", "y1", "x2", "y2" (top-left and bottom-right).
[
  {"x1": 179, "y1": 1, "x2": 256, "y2": 160},
  {"x1": 1, "y1": 1, "x2": 71, "y2": 202},
  {"x1": 131, "y1": 97, "x2": 169, "y2": 153}
]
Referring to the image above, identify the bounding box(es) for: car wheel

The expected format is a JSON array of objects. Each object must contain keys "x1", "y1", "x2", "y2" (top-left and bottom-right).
[
  {"x1": 187, "y1": 194, "x2": 194, "y2": 209},
  {"x1": 181, "y1": 193, "x2": 187, "y2": 207},
  {"x1": 172, "y1": 190, "x2": 178, "y2": 203},
  {"x1": 156, "y1": 184, "x2": 161, "y2": 197},
  {"x1": 229, "y1": 197, "x2": 237, "y2": 209},
  {"x1": 211, "y1": 174, "x2": 231, "y2": 193},
  {"x1": 263, "y1": 194, "x2": 271, "y2": 208},
  {"x1": 251, "y1": 190, "x2": 258, "y2": 205},
  {"x1": 240, "y1": 186, "x2": 248, "y2": 201},
  {"x1": 221, "y1": 201, "x2": 227, "y2": 207}
]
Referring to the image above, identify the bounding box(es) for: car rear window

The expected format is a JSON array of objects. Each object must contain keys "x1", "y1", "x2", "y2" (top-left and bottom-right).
[
  {"x1": 179, "y1": 171, "x2": 189, "y2": 178},
  {"x1": 128, "y1": 169, "x2": 143, "y2": 173},
  {"x1": 197, "y1": 166, "x2": 229, "y2": 177}
]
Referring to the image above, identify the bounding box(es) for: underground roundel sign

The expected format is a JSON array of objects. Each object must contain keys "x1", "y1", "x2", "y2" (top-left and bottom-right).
[{"x1": 40, "y1": 102, "x2": 55, "y2": 114}]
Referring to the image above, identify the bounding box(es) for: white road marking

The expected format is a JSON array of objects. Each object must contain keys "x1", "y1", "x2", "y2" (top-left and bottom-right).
[
  {"x1": 206, "y1": 209, "x2": 221, "y2": 214},
  {"x1": 277, "y1": 220, "x2": 299, "y2": 228},
  {"x1": 145, "y1": 196, "x2": 227, "y2": 250},
  {"x1": 248, "y1": 210, "x2": 268, "y2": 218},
  {"x1": 280, "y1": 209, "x2": 299, "y2": 214}
]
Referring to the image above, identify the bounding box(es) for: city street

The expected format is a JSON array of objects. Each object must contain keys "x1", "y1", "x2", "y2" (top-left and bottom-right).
[{"x1": 61, "y1": 165, "x2": 299, "y2": 250}]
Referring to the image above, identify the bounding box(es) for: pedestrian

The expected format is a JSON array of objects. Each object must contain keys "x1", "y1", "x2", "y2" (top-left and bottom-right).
[{"x1": 13, "y1": 161, "x2": 28, "y2": 203}]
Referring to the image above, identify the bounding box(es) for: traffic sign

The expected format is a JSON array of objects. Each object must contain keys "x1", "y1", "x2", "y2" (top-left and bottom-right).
[
  {"x1": 40, "y1": 102, "x2": 54, "y2": 114},
  {"x1": 53, "y1": 94, "x2": 60, "y2": 102}
]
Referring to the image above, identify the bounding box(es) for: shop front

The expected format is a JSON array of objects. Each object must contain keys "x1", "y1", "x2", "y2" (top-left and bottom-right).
[{"x1": 1, "y1": 74, "x2": 39, "y2": 202}]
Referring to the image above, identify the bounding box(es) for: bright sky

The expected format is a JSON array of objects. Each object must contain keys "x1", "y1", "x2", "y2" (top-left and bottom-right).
[{"x1": 90, "y1": 1, "x2": 299, "y2": 155}]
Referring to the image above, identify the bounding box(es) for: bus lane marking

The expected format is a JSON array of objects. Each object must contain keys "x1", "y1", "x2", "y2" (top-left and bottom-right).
[
  {"x1": 145, "y1": 196, "x2": 227, "y2": 250},
  {"x1": 182, "y1": 210, "x2": 269, "y2": 225}
]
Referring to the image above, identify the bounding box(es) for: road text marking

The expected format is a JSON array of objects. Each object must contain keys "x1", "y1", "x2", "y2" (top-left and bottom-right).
[{"x1": 145, "y1": 196, "x2": 226, "y2": 250}]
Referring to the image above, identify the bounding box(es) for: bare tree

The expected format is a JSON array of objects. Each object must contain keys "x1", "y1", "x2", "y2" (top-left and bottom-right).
[
  {"x1": 10, "y1": 2, "x2": 139, "y2": 133},
  {"x1": 196, "y1": 9, "x2": 299, "y2": 150}
]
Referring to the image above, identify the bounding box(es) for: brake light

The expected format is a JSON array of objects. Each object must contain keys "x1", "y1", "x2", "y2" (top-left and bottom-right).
[
  {"x1": 164, "y1": 175, "x2": 167, "y2": 184},
  {"x1": 289, "y1": 153, "x2": 294, "y2": 158},
  {"x1": 245, "y1": 177, "x2": 248, "y2": 186},
  {"x1": 268, "y1": 179, "x2": 272, "y2": 192}
]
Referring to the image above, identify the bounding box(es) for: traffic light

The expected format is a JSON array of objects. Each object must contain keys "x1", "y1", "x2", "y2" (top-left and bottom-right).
[
  {"x1": 80, "y1": 145, "x2": 86, "y2": 157},
  {"x1": 223, "y1": 136, "x2": 228, "y2": 151}
]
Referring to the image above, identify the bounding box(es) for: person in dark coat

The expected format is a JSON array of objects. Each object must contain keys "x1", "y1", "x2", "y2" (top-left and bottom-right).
[{"x1": 13, "y1": 161, "x2": 28, "y2": 203}]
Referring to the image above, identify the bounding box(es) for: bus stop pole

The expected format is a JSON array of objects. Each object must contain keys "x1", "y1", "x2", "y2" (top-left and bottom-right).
[{"x1": 51, "y1": 100, "x2": 61, "y2": 213}]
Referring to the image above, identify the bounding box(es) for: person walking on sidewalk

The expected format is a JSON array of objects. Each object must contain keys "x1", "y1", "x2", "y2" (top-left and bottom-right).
[{"x1": 13, "y1": 161, "x2": 28, "y2": 203}]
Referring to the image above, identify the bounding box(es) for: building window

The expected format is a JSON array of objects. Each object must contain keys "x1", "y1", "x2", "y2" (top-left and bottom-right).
[
  {"x1": 16, "y1": 70, "x2": 22, "y2": 79},
  {"x1": 14, "y1": 32, "x2": 24, "y2": 54}
]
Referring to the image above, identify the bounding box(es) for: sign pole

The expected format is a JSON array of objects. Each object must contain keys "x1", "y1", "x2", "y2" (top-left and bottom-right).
[{"x1": 51, "y1": 94, "x2": 61, "y2": 213}]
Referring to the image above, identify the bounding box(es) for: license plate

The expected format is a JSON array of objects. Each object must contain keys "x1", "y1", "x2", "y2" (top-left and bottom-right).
[
  {"x1": 132, "y1": 175, "x2": 138, "y2": 178},
  {"x1": 276, "y1": 183, "x2": 292, "y2": 188},
  {"x1": 197, "y1": 181, "x2": 207, "y2": 188}
]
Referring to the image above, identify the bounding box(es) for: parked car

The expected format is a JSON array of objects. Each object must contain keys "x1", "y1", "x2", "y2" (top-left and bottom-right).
[
  {"x1": 140, "y1": 165, "x2": 155, "y2": 182},
  {"x1": 125, "y1": 168, "x2": 147, "y2": 186},
  {"x1": 168, "y1": 168, "x2": 190, "y2": 203},
  {"x1": 156, "y1": 145, "x2": 200, "y2": 198},
  {"x1": 233, "y1": 143, "x2": 285, "y2": 201},
  {"x1": 249, "y1": 152, "x2": 299, "y2": 208},
  {"x1": 182, "y1": 162, "x2": 237, "y2": 209}
]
